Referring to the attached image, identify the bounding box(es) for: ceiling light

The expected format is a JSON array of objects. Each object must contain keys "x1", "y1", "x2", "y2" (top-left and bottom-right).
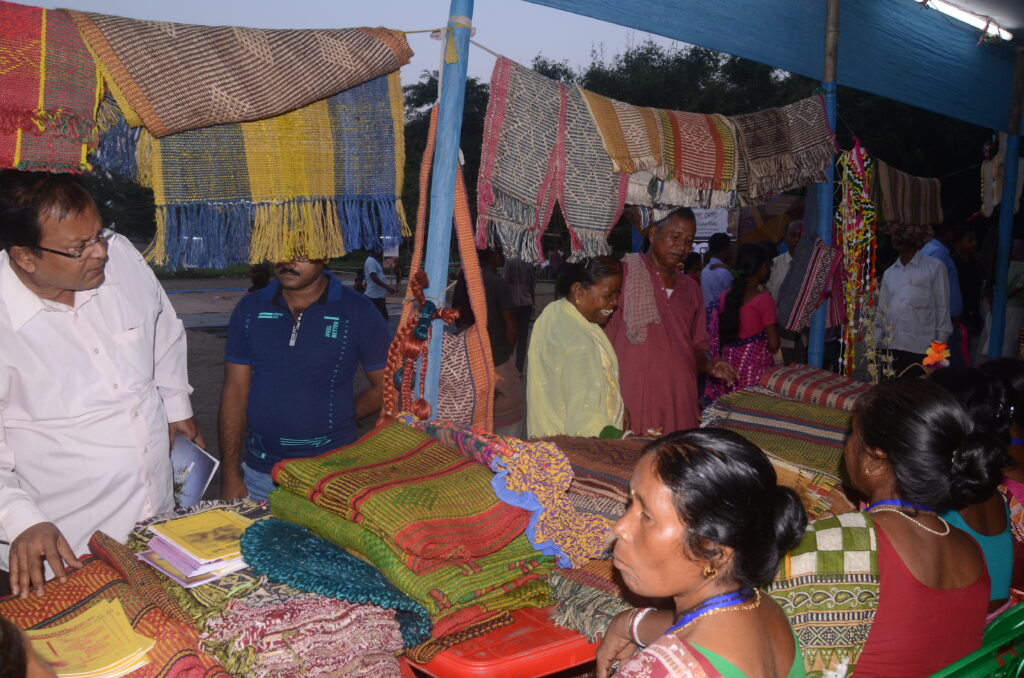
[{"x1": 918, "y1": 0, "x2": 1013, "y2": 41}]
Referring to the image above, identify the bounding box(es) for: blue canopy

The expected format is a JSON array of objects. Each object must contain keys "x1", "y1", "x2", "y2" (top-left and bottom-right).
[{"x1": 526, "y1": 0, "x2": 1020, "y2": 132}]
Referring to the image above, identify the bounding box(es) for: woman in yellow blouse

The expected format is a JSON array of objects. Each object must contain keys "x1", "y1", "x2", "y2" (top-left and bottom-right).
[{"x1": 527, "y1": 256, "x2": 625, "y2": 437}]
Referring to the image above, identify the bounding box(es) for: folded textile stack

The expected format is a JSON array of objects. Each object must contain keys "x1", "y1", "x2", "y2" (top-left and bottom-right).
[
  {"x1": 542, "y1": 435, "x2": 648, "y2": 505},
  {"x1": 124, "y1": 500, "x2": 408, "y2": 677},
  {"x1": 758, "y1": 364, "x2": 870, "y2": 412},
  {"x1": 704, "y1": 388, "x2": 849, "y2": 518},
  {"x1": 0, "y1": 1, "x2": 100, "y2": 172},
  {"x1": 270, "y1": 422, "x2": 555, "y2": 662},
  {"x1": 399, "y1": 417, "x2": 613, "y2": 568},
  {"x1": 0, "y1": 556, "x2": 228, "y2": 678}
]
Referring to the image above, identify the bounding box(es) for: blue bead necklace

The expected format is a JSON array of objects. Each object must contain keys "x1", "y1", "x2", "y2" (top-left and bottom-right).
[
  {"x1": 865, "y1": 498, "x2": 935, "y2": 512},
  {"x1": 665, "y1": 587, "x2": 760, "y2": 634}
]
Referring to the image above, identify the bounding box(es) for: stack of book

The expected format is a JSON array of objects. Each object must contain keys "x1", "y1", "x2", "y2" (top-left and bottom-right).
[
  {"x1": 137, "y1": 509, "x2": 253, "y2": 588},
  {"x1": 26, "y1": 600, "x2": 154, "y2": 677}
]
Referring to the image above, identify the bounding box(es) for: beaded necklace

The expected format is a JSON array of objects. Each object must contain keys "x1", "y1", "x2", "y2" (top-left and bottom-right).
[
  {"x1": 866, "y1": 498, "x2": 950, "y2": 536},
  {"x1": 665, "y1": 588, "x2": 760, "y2": 635}
]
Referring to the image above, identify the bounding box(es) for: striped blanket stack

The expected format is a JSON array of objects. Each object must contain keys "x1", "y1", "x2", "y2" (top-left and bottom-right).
[{"x1": 270, "y1": 422, "x2": 554, "y2": 663}]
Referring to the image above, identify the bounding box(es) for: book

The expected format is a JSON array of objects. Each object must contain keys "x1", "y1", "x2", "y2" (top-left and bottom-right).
[
  {"x1": 136, "y1": 550, "x2": 246, "y2": 589},
  {"x1": 170, "y1": 433, "x2": 219, "y2": 508},
  {"x1": 147, "y1": 509, "x2": 252, "y2": 563},
  {"x1": 25, "y1": 600, "x2": 154, "y2": 678}
]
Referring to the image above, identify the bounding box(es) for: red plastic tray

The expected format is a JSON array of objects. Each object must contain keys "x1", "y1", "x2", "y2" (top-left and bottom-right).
[{"x1": 401, "y1": 606, "x2": 598, "y2": 678}]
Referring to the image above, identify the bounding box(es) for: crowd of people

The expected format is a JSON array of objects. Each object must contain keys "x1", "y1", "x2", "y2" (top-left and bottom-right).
[{"x1": 4, "y1": 169, "x2": 1024, "y2": 677}]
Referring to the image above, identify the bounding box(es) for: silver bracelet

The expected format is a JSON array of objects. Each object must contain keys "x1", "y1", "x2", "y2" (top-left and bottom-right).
[{"x1": 629, "y1": 607, "x2": 655, "y2": 648}]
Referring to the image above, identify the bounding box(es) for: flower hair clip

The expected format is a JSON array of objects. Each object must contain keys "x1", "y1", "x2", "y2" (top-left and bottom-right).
[{"x1": 923, "y1": 341, "x2": 950, "y2": 368}]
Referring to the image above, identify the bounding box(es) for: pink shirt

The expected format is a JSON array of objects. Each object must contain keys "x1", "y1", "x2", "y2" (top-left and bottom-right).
[{"x1": 719, "y1": 290, "x2": 777, "y2": 339}]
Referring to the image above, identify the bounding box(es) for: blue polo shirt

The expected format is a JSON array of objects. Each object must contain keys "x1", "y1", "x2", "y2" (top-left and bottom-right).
[{"x1": 225, "y1": 273, "x2": 389, "y2": 473}]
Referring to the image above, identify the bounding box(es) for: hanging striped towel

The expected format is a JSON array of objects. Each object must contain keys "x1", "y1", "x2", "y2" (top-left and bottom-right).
[
  {"x1": 875, "y1": 159, "x2": 943, "y2": 227},
  {"x1": 0, "y1": 1, "x2": 100, "y2": 172},
  {"x1": 99, "y1": 73, "x2": 407, "y2": 269}
]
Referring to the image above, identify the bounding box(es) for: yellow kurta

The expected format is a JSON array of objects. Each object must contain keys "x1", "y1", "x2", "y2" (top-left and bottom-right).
[{"x1": 526, "y1": 298, "x2": 624, "y2": 437}]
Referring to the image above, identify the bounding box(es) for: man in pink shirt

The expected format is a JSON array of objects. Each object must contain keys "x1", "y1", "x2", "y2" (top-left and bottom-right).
[
  {"x1": 0, "y1": 171, "x2": 202, "y2": 598},
  {"x1": 606, "y1": 208, "x2": 736, "y2": 435}
]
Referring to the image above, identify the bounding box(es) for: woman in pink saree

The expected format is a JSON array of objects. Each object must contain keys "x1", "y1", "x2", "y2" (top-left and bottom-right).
[{"x1": 705, "y1": 243, "x2": 779, "y2": 403}]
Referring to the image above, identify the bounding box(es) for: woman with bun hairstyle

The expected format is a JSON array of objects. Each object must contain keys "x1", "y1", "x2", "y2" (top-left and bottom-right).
[
  {"x1": 526, "y1": 256, "x2": 625, "y2": 437},
  {"x1": 704, "y1": 243, "x2": 779, "y2": 402},
  {"x1": 772, "y1": 378, "x2": 1001, "y2": 676},
  {"x1": 978, "y1": 357, "x2": 1024, "y2": 593},
  {"x1": 597, "y1": 429, "x2": 807, "y2": 678},
  {"x1": 928, "y1": 367, "x2": 1013, "y2": 613}
]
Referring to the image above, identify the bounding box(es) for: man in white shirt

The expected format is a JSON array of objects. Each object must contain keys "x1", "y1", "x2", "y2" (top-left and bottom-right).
[
  {"x1": 701, "y1": 232, "x2": 734, "y2": 307},
  {"x1": 363, "y1": 248, "x2": 395, "y2": 320},
  {"x1": 877, "y1": 229, "x2": 952, "y2": 376},
  {"x1": 0, "y1": 171, "x2": 202, "y2": 597}
]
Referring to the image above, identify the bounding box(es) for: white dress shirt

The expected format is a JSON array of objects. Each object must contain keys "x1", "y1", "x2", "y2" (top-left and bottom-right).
[
  {"x1": 877, "y1": 250, "x2": 953, "y2": 354},
  {"x1": 0, "y1": 235, "x2": 192, "y2": 569},
  {"x1": 766, "y1": 251, "x2": 792, "y2": 304}
]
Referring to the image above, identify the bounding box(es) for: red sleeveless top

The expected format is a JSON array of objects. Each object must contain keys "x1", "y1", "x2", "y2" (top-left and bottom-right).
[{"x1": 855, "y1": 525, "x2": 989, "y2": 677}]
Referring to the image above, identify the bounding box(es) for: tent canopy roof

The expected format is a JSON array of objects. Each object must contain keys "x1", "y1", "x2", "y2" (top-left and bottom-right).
[{"x1": 525, "y1": 0, "x2": 1021, "y2": 132}]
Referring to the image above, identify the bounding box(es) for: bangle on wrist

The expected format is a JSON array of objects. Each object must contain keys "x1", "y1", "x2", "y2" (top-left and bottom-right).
[{"x1": 629, "y1": 607, "x2": 655, "y2": 648}]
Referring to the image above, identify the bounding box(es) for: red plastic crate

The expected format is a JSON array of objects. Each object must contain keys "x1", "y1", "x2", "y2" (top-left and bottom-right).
[{"x1": 401, "y1": 606, "x2": 598, "y2": 678}]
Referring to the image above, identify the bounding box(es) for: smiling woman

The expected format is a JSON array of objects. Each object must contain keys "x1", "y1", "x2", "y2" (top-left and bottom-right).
[{"x1": 525, "y1": 256, "x2": 625, "y2": 437}]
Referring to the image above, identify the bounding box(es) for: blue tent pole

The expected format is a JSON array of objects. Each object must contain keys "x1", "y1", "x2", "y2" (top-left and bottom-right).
[
  {"x1": 806, "y1": 0, "x2": 839, "y2": 369},
  {"x1": 988, "y1": 47, "x2": 1023, "y2": 360},
  {"x1": 422, "y1": 0, "x2": 474, "y2": 411}
]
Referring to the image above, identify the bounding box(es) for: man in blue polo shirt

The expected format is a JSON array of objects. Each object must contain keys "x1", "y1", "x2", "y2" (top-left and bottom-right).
[{"x1": 218, "y1": 255, "x2": 389, "y2": 501}]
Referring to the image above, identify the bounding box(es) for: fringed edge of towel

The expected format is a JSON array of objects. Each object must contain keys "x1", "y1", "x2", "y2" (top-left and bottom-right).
[
  {"x1": 549, "y1": 573, "x2": 632, "y2": 641},
  {"x1": 91, "y1": 101, "x2": 140, "y2": 179},
  {"x1": 0, "y1": 108, "x2": 99, "y2": 146},
  {"x1": 487, "y1": 220, "x2": 544, "y2": 264},
  {"x1": 145, "y1": 202, "x2": 255, "y2": 269},
  {"x1": 476, "y1": 57, "x2": 513, "y2": 248}
]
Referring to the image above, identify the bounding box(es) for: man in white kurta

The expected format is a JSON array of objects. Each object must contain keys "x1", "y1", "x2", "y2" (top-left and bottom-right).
[{"x1": 0, "y1": 171, "x2": 201, "y2": 597}]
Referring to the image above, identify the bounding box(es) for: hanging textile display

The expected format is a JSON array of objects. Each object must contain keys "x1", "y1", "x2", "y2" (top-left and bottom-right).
[
  {"x1": 732, "y1": 95, "x2": 837, "y2": 204},
  {"x1": 980, "y1": 132, "x2": 1024, "y2": 217},
  {"x1": 0, "y1": 1, "x2": 100, "y2": 172},
  {"x1": 66, "y1": 9, "x2": 411, "y2": 137},
  {"x1": 835, "y1": 142, "x2": 881, "y2": 378},
  {"x1": 477, "y1": 57, "x2": 625, "y2": 262},
  {"x1": 114, "y1": 72, "x2": 407, "y2": 269},
  {"x1": 562, "y1": 86, "x2": 629, "y2": 257},
  {"x1": 875, "y1": 158, "x2": 942, "y2": 229},
  {"x1": 579, "y1": 89, "x2": 739, "y2": 208}
]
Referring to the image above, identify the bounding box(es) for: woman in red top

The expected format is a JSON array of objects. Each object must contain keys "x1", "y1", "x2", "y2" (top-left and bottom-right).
[{"x1": 843, "y1": 379, "x2": 999, "y2": 676}]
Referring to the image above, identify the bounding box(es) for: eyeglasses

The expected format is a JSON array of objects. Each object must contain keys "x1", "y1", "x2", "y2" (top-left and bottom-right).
[{"x1": 36, "y1": 226, "x2": 116, "y2": 259}]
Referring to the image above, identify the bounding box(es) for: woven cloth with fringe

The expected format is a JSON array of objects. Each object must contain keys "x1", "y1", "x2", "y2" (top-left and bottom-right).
[
  {"x1": 0, "y1": 556, "x2": 229, "y2": 678},
  {"x1": 477, "y1": 57, "x2": 625, "y2": 262},
  {"x1": 704, "y1": 388, "x2": 849, "y2": 482},
  {"x1": 0, "y1": 1, "x2": 99, "y2": 172},
  {"x1": 272, "y1": 422, "x2": 531, "y2": 569},
  {"x1": 124, "y1": 499, "x2": 408, "y2": 677},
  {"x1": 98, "y1": 72, "x2": 408, "y2": 269},
  {"x1": 65, "y1": 10, "x2": 411, "y2": 138},
  {"x1": 399, "y1": 416, "x2": 613, "y2": 569},
  {"x1": 733, "y1": 95, "x2": 837, "y2": 204},
  {"x1": 875, "y1": 159, "x2": 943, "y2": 228},
  {"x1": 269, "y1": 487, "x2": 553, "y2": 663},
  {"x1": 578, "y1": 88, "x2": 738, "y2": 209}
]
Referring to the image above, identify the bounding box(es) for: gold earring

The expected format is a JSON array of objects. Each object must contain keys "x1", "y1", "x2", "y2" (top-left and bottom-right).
[{"x1": 702, "y1": 564, "x2": 717, "y2": 580}]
